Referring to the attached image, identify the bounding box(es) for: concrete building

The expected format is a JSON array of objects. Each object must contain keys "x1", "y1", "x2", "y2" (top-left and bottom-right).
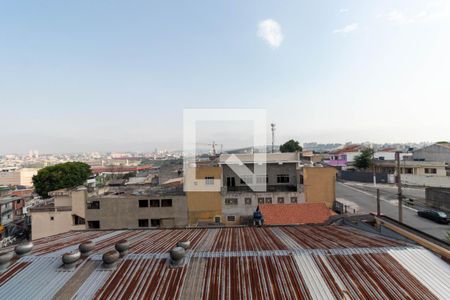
[
  {"x1": 219, "y1": 153, "x2": 336, "y2": 224},
  {"x1": 30, "y1": 185, "x2": 188, "y2": 239},
  {"x1": 85, "y1": 187, "x2": 187, "y2": 229},
  {"x1": 374, "y1": 148, "x2": 411, "y2": 161},
  {"x1": 374, "y1": 160, "x2": 447, "y2": 176},
  {"x1": 0, "y1": 168, "x2": 38, "y2": 187},
  {"x1": 185, "y1": 165, "x2": 222, "y2": 225},
  {"x1": 30, "y1": 188, "x2": 88, "y2": 240},
  {"x1": 413, "y1": 142, "x2": 450, "y2": 176},
  {"x1": 373, "y1": 160, "x2": 450, "y2": 187}
]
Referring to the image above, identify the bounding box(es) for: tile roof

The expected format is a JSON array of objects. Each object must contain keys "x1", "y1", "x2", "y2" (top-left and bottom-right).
[
  {"x1": 0, "y1": 226, "x2": 449, "y2": 300},
  {"x1": 259, "y1": 203, "x2": 334, "y2": 225},
  {"x1": 331, "y1": 144, "x2": 362, "y2": 154}
]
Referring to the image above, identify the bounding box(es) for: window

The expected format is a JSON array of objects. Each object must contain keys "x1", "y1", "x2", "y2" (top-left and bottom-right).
[
  {"x1": 227, "y1": 215, "x2": 236, "y2": 222},
  {"x1": 299, "y1": 175, "x2": 304, "y2": 185},
  {"x1": 87, "y1": 201, "x2": 100, "y2": 209},
  {"x1": 265, "y1": 197, "x2": 272, "y2": 204},
  {"x1": 290, "y1": 197, "x2": 298, "y2": 203},
  {"x1": 226, "y1": 177, "x2": 236, "y2": 187},
  {"x1": 73, "y1": 215, "x2": 85, "y2": 225},
  {"x1": 138, "y1": 219, "x2": 149, "y2": 227},
  {"x1": 256, "y1": 175, "x2": 268, "y2": 184},
  {"x1": 50, "y1": 216, "x2": 54, "y2": 221},
  {"x1": 425, "y1": 168, "x2": 437, "y2": 174},
  {"x1": 277, "y1": 197, "x2": 284, "y2": 204},
  {"x1": 139, "y1": 199, "x2": 148, "y2": 207},
  {"x1": 88, "y1": 221, "x2": 100, "y2": 229},
  {"x1": 150, "y1": 199, "x2": 160, "y2": 207},
  {"x1": 205, "y1": 176, "x2": 214, "y2": 185},
  {"x1": 161, "y1": 199, "x2": 172, "y2": 207},
  {"x1": 258, "y1": 197, "x2": 265, "y2": 204},
  {"x1": 151, "y1": 219, "x2": 161, "y2": 227},
  {"x1": 404, "y1": 168, "x2": 413, "y2": 174},
  {"x1": 245, "y1": 198, "x2": 252, "y2": 205},
  {"x1": 16, "y1": 199, "x2": 20, "y2": 204},
  {"x1": 214, "y1": 216, "x2": 221, "y2": 223},
  {"x1": 240, "y1": 175, "x2": 253, "y2": 185},
  {"x1": 225, "y1": 198, "x2": 238, "y2": 205},
  {"x1": 277, "y1": 174, "x2": 290, "y2": 183}
]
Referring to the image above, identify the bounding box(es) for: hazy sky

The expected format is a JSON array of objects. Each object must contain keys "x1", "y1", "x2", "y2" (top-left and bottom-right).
[{"x1": 1, "y1": 1, "x2": 449, "y2": 153}]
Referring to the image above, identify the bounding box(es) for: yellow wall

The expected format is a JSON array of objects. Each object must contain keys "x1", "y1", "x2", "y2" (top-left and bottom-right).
[
  {"x1": 303, "y1": 167, "x2": 336, "y2": 208},
  {"x1": 186, "y1": 166, "x2": 222, "y2": 225}
]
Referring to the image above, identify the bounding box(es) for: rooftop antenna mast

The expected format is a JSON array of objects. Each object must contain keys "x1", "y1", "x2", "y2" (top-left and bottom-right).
[{"x1": 271, "y1": 123, "x2": 276, "y2": 153}]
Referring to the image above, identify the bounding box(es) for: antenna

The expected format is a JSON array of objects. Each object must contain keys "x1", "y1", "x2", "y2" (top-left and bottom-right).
[{"x1": 271, "y1": 123, "x2": 276, "y2": 153}]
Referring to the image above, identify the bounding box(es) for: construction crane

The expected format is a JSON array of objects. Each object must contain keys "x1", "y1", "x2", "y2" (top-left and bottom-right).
[{"x1": 196, "y1": 141, "x2": 223, "y2": 156}]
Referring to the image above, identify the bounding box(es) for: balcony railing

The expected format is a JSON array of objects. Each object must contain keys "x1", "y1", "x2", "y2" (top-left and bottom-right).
[
  {"x1": 29, "y1": 206, "x2": 72, "y2": 212},
  {"x1": 225, "y1": 185, "x2": 297, "y2": 192}
]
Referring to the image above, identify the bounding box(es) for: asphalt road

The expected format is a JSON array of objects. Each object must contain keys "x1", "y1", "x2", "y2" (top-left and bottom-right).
[{"x1": 336, "y1": 182, "x2": 449, "y2": 240}]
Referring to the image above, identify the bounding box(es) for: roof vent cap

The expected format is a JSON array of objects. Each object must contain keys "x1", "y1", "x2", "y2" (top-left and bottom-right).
[
  {"x1": 102, "y1": 250, "x2": 120, "y2": 269},
  {"x1": 79, "y1": 241, "x2": 95, "y2": 256},
  {"x1": 176, "y1": 241, "x2": 191, "y2": 250},
  {"x1": 14, "y1": 241, "x2": 33, "y2": 257},
  {"x1": 169, "y1": 246, "x2": 186, "y2": 267},
  {"x1": 62, "y1": 250, "x2": 81, "y2": 270},
  {"x1": 0, "y1": 251, "x2": 14, "y2": 272},
  {"x1": 115, "y1": 239, "x2": 129, "y2": 258}
]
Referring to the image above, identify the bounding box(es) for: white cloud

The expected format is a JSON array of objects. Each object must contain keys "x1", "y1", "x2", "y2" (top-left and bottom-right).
[
  {"x1": 379, "y1": 8, "x2": 449, "y2": 24},
  {"x1": 339, "y1": 8, "x2": 349, "y2": 14},
  {"x1": 385, "y1": 10, "x2": 409, "y2": 24},
  {"x1": 257, "y1": 19, "x2": 283, "y2": 48},
  {"x1": 333, "y1": 23, "x2": 358, "y2": 34}
]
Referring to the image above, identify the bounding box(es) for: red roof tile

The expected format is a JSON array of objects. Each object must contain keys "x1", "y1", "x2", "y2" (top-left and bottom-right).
[{"x1": 259, "y1": 203, "x2": 334, "y2": 225}]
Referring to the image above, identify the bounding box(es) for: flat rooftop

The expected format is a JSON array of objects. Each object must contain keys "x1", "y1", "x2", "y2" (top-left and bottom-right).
[{"x1": 0, "y1": 226, "x2": 448, "y2": 299}]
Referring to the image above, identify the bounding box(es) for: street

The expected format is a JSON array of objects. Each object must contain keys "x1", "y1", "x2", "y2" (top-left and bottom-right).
[{"x1": 336, "y1": 182, "x2": 450, "y2": 240}]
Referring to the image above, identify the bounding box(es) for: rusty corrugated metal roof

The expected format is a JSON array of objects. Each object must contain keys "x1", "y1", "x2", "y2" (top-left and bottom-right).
[{"x1": 0, "y1": 226, "x2": 449, "y2": 299}]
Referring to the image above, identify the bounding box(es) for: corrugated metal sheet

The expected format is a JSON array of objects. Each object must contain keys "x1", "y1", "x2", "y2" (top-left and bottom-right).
[{"x1": 0, "y1": 226, "x2": 448, "y2": 300}]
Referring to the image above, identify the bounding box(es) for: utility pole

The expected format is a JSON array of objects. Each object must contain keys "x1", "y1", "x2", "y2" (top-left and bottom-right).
[
  {"x1": 395, "y1": 151, "x2": 403, "y2": 223},
  {"x1": 271, "y1": 123, "x2": 276, "y2": 153},
  {"x1": 372, "y1": 145, "x2": 377, "y2": 187},
  {"x1": 376, "y1": 188, "x2": 380, "y2": 217}
]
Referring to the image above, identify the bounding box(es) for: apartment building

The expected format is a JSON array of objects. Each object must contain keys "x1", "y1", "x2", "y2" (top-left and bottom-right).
[
  {"x1": 219, "y1": 153, "x2": 336, "y2": 224},
  {"x1": 0, "y1": 168, "x2": 38, "y2": 187}
]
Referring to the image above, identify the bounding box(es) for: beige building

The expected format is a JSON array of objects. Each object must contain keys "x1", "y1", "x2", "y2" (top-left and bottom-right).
[
  {"x1": 0, "y1": 168, "x2": 38, "y2": 187},
  {"x1": 30, "y1": 185, "x2": 188, "y2": 239},
  {"x1": 85, "y1": 190, "x2": 187, "y2": 229},
  {"x1": 30, "y1": 187, "x2": 88, "y2": 240},
  {"x1": 185, "y1": 165, "x2": 222, "y2": 225}
]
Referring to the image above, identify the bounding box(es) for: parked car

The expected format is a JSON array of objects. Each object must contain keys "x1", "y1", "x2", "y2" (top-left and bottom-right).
[{"x1": 417, "y1": 209, "x2": 449, "y2": 224}]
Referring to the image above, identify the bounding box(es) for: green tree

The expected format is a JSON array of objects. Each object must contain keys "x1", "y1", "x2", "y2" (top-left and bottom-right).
[
  {"x1": 353, "y1": 148, "x2": 374, "y2": 170},
  {"x1": 279, "y1": 139, "x2": 302, "y2": 153},
  {"x1": 33, "y1": 162, "x2": 92, "y2": 198}
]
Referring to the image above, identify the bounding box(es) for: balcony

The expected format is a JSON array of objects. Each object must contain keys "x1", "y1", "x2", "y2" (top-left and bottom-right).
[{"x1": 225, "y1": 185, "x2": 297, "y2": 193}]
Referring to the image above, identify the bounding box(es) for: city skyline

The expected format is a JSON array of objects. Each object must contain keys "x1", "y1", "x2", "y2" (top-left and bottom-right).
[{"x1": 1, "y1": 1, "x2": 450, "y2": 153}]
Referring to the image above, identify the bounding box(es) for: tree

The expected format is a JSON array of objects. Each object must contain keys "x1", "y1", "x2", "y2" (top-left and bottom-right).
[
  {"x1": 353, "y1": 148, "x2": 374, "y2": 170},
  {"x1": 33, "y1": 162, "x2": 92, "y2": 198},
  {"x1": 279, "y1": 139, "x2": 302, "y2": 153}
]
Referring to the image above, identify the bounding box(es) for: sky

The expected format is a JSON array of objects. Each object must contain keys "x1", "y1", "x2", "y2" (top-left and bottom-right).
[{"x1": 1, "y1": 0, "x2": 450, "y2": 153}]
